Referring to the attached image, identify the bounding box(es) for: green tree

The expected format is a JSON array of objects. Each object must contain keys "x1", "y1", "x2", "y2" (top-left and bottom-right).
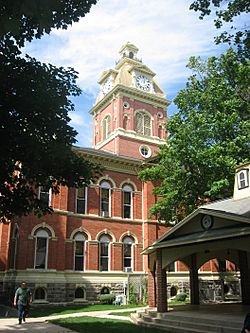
[
  {"x1": 0, "y1": 0, "x2": 99, "y2": 222},
  {"x1": 190, "y1": 0, "x2": 250, "y2": 58},
  {"x1": 0, "y1": 0, "x2": 97, "y2": 47},
  {"x1": 139, "y1": 49, "x2": 250, "y2": 224}
]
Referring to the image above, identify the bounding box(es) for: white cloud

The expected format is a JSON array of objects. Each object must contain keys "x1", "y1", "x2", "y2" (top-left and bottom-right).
[{"x1": 24, "y1": 0, "x2": 227, "y2": 146}]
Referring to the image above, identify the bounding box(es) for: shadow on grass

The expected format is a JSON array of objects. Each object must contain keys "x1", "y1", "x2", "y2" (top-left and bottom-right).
[
  {"x1": 52, "y1": 316, "x2": 171, "y2": 333},
  {"x1": 30, "y1": 304, "x2": 144, "y2": 318}
]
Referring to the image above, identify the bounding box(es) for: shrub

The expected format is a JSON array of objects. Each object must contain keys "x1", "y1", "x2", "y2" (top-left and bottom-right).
[
  {"x1": 175, "y1": 292, "x2": 187, "y2": 302},
  {"x1": 98, "y1": 294, "x2": 115, "y2": 304}
]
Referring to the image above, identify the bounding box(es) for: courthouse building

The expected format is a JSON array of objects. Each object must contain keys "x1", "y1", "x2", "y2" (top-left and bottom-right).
[{"x1": 0, "y1": 43, "x2": 238, "y2": 304}]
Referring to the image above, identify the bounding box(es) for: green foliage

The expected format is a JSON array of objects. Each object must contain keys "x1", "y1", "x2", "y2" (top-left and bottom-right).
[
  {"x1": 0, "y1": 0, "x2": 97, "y2": 47},
  {"x1": 190, "y1": 0, "x2": 250, "y2": 58},
  {"x1": 175, "y1": 292, "x2": 188, "y2": 302},
  {"x1": 139, "y1": 49, "x2": 250, "y2": 224},
  {"x1": 128, "y1": 285, "x2": 137, "y2": 305},
  {"x1": 0, "y1": 0, "x2": 100, "y2": 221},
  {"x1": 98, "y1": 294, "x2": 115, "y2": 304}
]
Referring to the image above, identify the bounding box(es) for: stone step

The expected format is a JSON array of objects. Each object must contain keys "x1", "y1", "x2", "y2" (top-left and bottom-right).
[
  {"x1": 145, "y1": 310, "x2": 241, "y2": 328},
  {"x1": 131, "y1": 311, "x2": 242, "y2": 333}
]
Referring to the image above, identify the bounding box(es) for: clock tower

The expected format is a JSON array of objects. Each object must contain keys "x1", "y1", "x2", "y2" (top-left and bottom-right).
[{"x1": 90, "y1": 42, "x2": 170, "y2": 160}]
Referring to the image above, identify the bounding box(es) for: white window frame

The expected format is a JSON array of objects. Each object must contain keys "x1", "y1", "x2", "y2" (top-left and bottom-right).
[
  {"x1": 76, "y1": 187, "x2": 87, "y2": 214},
  {"x1": 122, "y1": 185, "x2": 133, "y2": 219},
  {"x1": 100, "y1": 181, "x2": 111, "y2": 217},
  {"x1": 74, "y1": 233, "x2": 86, "y2": 271},
  {"x1": 237, "y1": 169, "x2": 249, "y2": 189},
  {"x1": 34, "y1": 229, "x2": 49, "y2": 270},
  {"x1": 123, "y1": 236, "x2": 134, "y2": 271},
  {"x1": 38, "y1": 186, "x2": 52, "y2": 207},
  {"x1": 99, "y1": 235, "x2": 110, "y2": 272}
]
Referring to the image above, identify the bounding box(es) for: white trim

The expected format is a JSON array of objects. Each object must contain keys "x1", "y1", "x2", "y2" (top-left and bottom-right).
[
  {"x1": 30, "y1": 223, "x2": 56, "y2": 239},
  {"x1": 74, "y1": 238, "x2": 86, "y2": 272},
  {"x1": 119, "y1": 231, "x2": 138, "y2": 244},
  {"x1": 34, "y1": 231, "x2": 49, "y2": 270},
  {"x1": 99, "y1": 235, "x2": 111, "y2": 272},
  {"x1": 70, "y1": 227, "x2": 91, "y2": 241},
  {"x1": 75, "y1": 187, "x2": 88, "y2": 214},
  {"x1": 96, "y1": 229, "x2": 116, "y2": 242},
  {"x1": 119, "y1": 179, "x2": 138, "y2": 192},
  {"x1": 38, "y1": 186, "x2": 52, "y2": 207},
  {"x1": 97, "y1": 175, "x2": 116, "y2": 188}
]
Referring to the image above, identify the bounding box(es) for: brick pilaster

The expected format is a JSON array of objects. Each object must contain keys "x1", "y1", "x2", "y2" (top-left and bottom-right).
[{"x1": 156, "y1": 249, "x2": 167, "y2": 312}]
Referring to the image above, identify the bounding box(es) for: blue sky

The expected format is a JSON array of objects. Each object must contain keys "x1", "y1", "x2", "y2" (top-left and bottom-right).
[{"x1": 23, "y1": 0, "x2": 229, "y2": 147}]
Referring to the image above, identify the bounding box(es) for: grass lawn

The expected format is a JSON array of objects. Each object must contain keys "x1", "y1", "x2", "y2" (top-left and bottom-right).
[
  {"x1": 30, "y1": 303, "x2": 144, "y2": 318},
  {"x1": 109, "y1": 310, "x2": 136, "y2": 316},
  {"x1": 51, "y1": 316, "x2": 171, "y2": 333}
]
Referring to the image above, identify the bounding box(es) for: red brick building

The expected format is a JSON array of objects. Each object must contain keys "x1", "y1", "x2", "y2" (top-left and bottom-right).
[{"x1": 0, "y1": 43, "x2": 237, "y2": 305}]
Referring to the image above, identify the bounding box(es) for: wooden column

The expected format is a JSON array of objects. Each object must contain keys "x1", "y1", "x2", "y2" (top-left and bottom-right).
[
  {"x1": 156, "y1": 249, "x2": 167, "y2": 312},
  {"x1": 239, "y1": 250, "x2": 250, "y2": 305},
  {"x1": 189, "y1": 253, "x2": 199, "y2": 305}
]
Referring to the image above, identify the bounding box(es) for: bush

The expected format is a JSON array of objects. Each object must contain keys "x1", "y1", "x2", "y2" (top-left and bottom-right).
[
  {"x1": 98, "y1": 294, "x2": 115, "y2": 304},
  {"x1": 175, "y1": 292, "x2": 187, "y2": 302}
]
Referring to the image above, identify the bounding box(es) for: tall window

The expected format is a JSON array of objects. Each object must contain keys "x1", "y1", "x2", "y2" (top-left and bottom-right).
[
  {"x1": 35, "y1": 229, "x2": 49, "y2": 269},
  {"x1": 103, "y1": 115, "x2": 111, "y2": 140},
  {"x1": 10, "y1": 228, "x2": 19, "y2": 269},
  {"x1": 123, "y1": 236, "x2": 133, "y2": 271},
  {"x1": 76, "y1": 187, "x2": 87, "y2": 214},
  {"x1": 122, "y1": 185, "x2": 133, "y2": 219},
  {"x1": 39, "y1": 186, "x2": 51, "y2": 206},
  {"x1": 135, "y1": 112, "x2": 151, "y2": 136},
  {"x1": 99, "y1": 235, "x2": 110, "y2": 271},
  {"x1": 100, "y1": 181, "x2": 111, "y2": 217},
  {"x1": 74, "y1": 233, "x2": 85, "y2": 271}
]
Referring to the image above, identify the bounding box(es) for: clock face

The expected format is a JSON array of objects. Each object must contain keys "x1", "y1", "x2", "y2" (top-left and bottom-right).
[
  {"x1": 102, "y1": 78, "x2": 112, "y2": 95},
  {"x1": 201, "y1": 215, "x2": 213, "y2": 230},
  {"x1": 136, "y1": 75, "x2": 151, "y2": 91}
]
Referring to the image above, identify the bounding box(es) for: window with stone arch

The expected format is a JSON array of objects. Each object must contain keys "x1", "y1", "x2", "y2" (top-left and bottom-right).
[
  {"x1": 99, "y1": 234, "x2": 111, "y2": 272},
  {"x1": 100, "y1": 181, "x2": 111, "y2": 217},
  {"x1": 102, "y1": 115, "x2": 111, "y2": 140},
  {"x1": 135, "y1": 111, "x2": 151, "y2": 136},
  {"x1": 74, "y1": 233, "x2": 86, "y2": 271},
  {"x1": 123, "y1": 236, "x2": 134, "y2": 271},
  {"x1": 122, "y1": 184, "x2": 133, "y2": 219},
  {"x1": 34, "y1": 287, "x2": 46, "y2": 301},
  {"x1": 75, "y1": 287, "x2": 86, "y2": 299},
  {"x1": 34, "y1": 229, "x2": 49, "y2": 269}
]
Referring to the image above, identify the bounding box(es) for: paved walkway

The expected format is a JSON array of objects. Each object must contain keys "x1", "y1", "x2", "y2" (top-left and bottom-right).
[{"x1": 0, "y1": 307, "x2": 145, "y2": 332}]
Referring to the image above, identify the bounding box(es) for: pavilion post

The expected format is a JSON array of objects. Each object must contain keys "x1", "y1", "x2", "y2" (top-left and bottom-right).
[
  {"x1": 156, "y1": 249, "x2": 167, "y2": 312},
  {"x1": 189, "y1": 253, "x2": 199, "y2": 305},
  {"x1": 239, "y1": 250, "x2": 250, "y2": 305}
]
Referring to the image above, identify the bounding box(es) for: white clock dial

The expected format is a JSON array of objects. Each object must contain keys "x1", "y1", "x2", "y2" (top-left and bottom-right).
[
  {"x1": 136, "y1": 75, "x2": 151, "y2": 91},
  {"x1": 102, "y1": 78, "x2": 112, "y2": 95}
]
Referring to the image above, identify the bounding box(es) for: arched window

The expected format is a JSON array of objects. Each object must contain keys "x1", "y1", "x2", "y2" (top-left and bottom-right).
[
  {"x1": 99, "y1": 235, "x2": 110, "y2": 271},
  {"x1": 75, "y1": 287, "x2": 86, "y2": 299},
  {"x1": 76, "y1": 187, "x2": 87, "y2": 214},
  {"x1": 74, "y1": 233, "x2": 86, "y2": 271},
  {"x1": 237, "y1": 169, "x2": 249, "y2": 189},
  {"x1": 122, "y1": 185, "x2": 133, "y2": 219},
  {"x1": 123, "y1": 115, "x2": 129, "y2": 130},
  {"x1": 123, "y1": 236, "x2": 134, "y2": 272},
  {"x1": 35, "y1": 230, "x2": 49, "y2": 269},
  {"x1": 100, "y1": 181, "x2": 111, "y2": 217},
  {"x1": 34, "y1": 287, "x2": 46, "y2": 300},
  {"x1": 135, "y1": 112, "x2": 151, "y2": 136},
  {"x1": 101, "y1": 287, "x2": 110, "y2": 294},
  {"x1": 102, "y1": 115, "x2": 111, "y2": 140},
  {"x1": 158, "y1": 125, "x2": 164, "y2": 139}
]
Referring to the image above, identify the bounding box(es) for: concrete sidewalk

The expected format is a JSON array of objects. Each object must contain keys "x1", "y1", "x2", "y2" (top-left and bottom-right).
[{"x1": 0, "y1": 307, "x2": 146, "y2": 332}]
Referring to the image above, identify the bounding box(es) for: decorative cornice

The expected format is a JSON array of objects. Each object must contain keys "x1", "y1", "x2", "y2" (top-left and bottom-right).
[{"x1": 89, "y1": 84, "x2": 170, "y2": 115}]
